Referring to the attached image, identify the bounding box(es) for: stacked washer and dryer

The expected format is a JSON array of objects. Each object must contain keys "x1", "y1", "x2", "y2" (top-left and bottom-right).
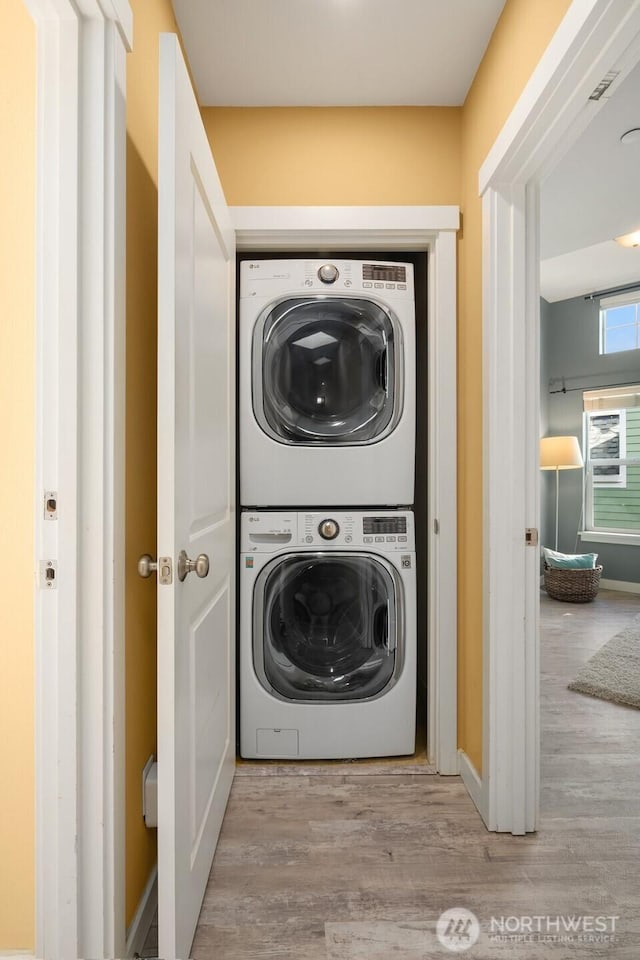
[{"x1": 239, "y1": 258, "x2": 417, "y2": 759}]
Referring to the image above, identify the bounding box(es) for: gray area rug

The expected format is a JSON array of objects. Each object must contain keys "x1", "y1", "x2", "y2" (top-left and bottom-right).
[{"x1": 568, "y1": 613, "x2": 640, "y2": 709}]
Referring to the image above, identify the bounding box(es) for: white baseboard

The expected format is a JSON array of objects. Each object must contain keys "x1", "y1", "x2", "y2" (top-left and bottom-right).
[
  {"x1": 125, "y1": 864, "x2": 158, "y2": 958},
  {"x1": 458, "y1": 749, "x2": 487, "y2": 822},
  {"x1": 0, "y1": 954, "x2": 35, "y2": 959},
  {"x1": 600, "y1": 578, "x2": 640, "y2": 595}
]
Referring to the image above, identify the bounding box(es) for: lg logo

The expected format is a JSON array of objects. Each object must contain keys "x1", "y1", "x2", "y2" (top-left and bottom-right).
[{"x1": 248, "y1": 262, "x2": 260, "y2": 269}]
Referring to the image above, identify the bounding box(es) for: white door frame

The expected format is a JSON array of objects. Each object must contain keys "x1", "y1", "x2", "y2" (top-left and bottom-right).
[
  {"x1": 479, "y1": 0, "x2": 640, "y2": 833},
  {"x1": 27, "y1": 0, "x2": 132, "y2": 955},
  {"x1": 232, "y1": 205, "x2": 460, "y2": 775}
]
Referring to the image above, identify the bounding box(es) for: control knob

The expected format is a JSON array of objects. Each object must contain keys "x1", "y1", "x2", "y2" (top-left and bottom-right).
[
  {"x1": 318, "y1": 263, "x2": 339, "y2": 284},
  {"x1": 318, "y1": 518, "x2": 340, "y2": 540}
]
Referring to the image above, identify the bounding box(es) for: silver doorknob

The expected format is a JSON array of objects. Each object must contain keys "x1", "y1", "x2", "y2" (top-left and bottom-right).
[
  {"x1": 178, "y1": 550, "x2": 210, "y2": 582},
  {"x1": 138, "y1": 554, "x2": 158, "y2": 578}
]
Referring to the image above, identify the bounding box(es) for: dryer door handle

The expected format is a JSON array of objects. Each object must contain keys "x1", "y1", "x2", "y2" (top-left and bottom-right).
[{"x1": 376, "y1": 348, "x2": 388, "y2": 394}]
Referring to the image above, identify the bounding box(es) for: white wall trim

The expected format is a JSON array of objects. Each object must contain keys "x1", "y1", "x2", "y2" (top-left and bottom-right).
[
  {"x1": 458, "y1": 750, "x2": 486, "y2": 821},
  {"x1": 600, "y1": 578, "x2": 640, "y2": 594},
  {"x1": 125, "y1": 865, "x2": 158, "y2": 959},
  {"x1": 233, "y1": 205, "x2": 460, "y2": 241},
  {"x1": 580, "y1": 530, "x2": 640, "y2": 546},
  {"x1": 481, "y1": 184, "x2": 534, "y2": 835},
  {"x1": 233, "y1": 205, "x2": 459, "y2": 775},
  {"x1": 28, "y1": 0, "x2": 131, "y2": 956},
  {"x1": 97, "y1": 0, "x2": 133, "y2": 47},
  {"x1": 427, "y1": 230, "x2": 459, "y2": 775},
  {"x1": 480, "y1": 0, "x2": 640, "y2": 834}
]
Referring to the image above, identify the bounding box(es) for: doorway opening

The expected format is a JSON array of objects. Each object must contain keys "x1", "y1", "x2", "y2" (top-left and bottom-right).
[
  {"x1": 537, "y1": 49, "x2": 640, "y2": 833},
  {"x1": 480, "y1": 0, "x2": 640, "y2": 833},
  {"x1": 235, "y1": 249, "x2": 430, "y2": 765}
]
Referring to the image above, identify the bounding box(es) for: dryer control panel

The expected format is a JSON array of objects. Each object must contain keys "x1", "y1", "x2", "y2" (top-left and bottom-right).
[
  {"x1": 241, "y1": 510, "x2": 415, "y2": 552},
  {"x1": 240, "y1": 258, "x2": 415, "y2": 301}
]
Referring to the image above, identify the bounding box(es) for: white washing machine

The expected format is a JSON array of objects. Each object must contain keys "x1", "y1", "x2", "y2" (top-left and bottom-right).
[
  {"x1": 240, "y1": 509, "x2": 416, "y2": 759},
  {"x1": 239, "y1": 259, "x2": 416, "y2": 507}
]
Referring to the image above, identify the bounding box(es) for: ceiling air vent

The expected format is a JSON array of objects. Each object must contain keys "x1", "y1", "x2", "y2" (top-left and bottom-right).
[{"x1": 588, "y1": 70, "x2": 620, "y2": 101}]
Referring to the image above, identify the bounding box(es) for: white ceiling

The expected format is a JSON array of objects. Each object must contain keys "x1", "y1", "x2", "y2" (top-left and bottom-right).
[
  {"x1": 540, "y1": 59, "x2": 640, "y2": 302},
  {"x1": 172, "y1": 0, "x2": 506, "y2": 107}
]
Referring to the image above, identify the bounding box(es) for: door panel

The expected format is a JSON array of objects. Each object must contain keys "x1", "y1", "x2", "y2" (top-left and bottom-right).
[
  {"x1": 191, "y1": 179, "x2": 230, "y2": 526},
  {"x1": 157, "y1": 33, "x2": 236, "y2": 960}
]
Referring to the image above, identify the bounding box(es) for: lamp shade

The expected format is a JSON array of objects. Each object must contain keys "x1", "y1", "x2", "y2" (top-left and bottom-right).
[{"x1": 539, "y1": 435, "x2": 584, "y2": 470}]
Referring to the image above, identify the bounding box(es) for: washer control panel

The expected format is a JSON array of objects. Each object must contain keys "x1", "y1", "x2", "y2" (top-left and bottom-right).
[{"x1": 241, "y1": 511, "x2": 415, "y2": 552}]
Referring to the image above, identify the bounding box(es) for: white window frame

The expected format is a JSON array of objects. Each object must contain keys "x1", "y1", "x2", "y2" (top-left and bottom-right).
[
  {"x1": 583, "y1": 406, "x2": 640, "y2": 539},
  {"x1": 599, "y1": 291, "x2": 640, "y2": 355}
]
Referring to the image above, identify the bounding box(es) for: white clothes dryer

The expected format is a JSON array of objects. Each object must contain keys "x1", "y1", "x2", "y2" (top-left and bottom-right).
[
  {"x1": 240, "y1": 509, "x2": 416, "y2": 759},
  {"x1": 239, "y1": 259, "x2": 416, "y2": 507}
]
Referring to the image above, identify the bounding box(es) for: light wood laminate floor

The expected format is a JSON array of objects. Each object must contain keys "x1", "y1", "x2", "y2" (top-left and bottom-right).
[{"x1": 150, "y1": 589, "x2": 640, "y2": 958}]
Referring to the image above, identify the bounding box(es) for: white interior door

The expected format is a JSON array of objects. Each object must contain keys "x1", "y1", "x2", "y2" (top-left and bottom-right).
[{"x1": 157, "y1": 33, "x2": 236, "y2": 960}]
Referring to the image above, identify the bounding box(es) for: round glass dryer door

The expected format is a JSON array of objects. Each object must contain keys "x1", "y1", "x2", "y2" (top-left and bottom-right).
[
  {"x1": 255, "y1": 554, "x2": 401, "y2": 701},
  {"x1": 255, "y1": 298, "x2": 401, "y2": 445}
]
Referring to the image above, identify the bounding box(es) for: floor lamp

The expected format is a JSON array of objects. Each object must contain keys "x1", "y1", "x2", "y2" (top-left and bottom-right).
[{"x1": 540, "y1": 436, "x2": 584, "y2": 551}]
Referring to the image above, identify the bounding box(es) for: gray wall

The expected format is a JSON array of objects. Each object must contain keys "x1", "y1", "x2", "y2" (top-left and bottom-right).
[{"x1": 540, "y1": 293, "x2": 640, "y2": 583}]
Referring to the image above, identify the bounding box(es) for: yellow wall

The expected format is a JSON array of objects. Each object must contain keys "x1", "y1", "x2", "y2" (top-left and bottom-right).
[
  {"x1": 0, "y1": 0, "x2": 36, "y2": 950},
  {"x1": 0, "y1": 0, "x2": 182, "y2": 940},
  {"x1": 125, "y1": 0, "x2": 185, "y2": 929},
  {"x1": 203, "y1": 107, "x2": 461, "y2": 206},
  {"x1": 457, "y1": 0, "x2": 572, "y2": 772}
]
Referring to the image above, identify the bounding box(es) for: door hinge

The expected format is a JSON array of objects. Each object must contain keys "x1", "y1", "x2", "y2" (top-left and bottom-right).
[
  {"x1": 525, "y1": 527, "x2": 539, "y2": 546},
  {"x1": 433, "y1": 518, "x2": 440, "y2": 535}
]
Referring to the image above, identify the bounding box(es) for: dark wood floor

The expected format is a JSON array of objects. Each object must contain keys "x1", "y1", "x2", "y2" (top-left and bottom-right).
[{"x1": 149, "y1": 589, "x2": 640, "y2": 958}]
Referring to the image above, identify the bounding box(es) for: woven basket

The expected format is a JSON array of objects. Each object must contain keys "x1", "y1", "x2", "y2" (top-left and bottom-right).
[{"x1": 543, "y1": 563, "x2": 603, "y2": 603}]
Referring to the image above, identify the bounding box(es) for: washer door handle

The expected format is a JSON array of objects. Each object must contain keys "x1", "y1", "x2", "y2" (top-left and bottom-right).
[{"x1": 384, "y1": 599, "x2": 396, "y2": 651}]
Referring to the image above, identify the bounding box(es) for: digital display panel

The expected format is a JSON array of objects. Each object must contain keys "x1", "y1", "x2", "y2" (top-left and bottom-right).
[
  {"x1": 363, "y1": 516, "x2": 407, "y2": 535},
  {"x1": 362, "y1": 264, "x2": 407, "y2": 283}
]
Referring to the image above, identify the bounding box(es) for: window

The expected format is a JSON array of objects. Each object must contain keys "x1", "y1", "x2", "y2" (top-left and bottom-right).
[
  {"x1": 587, "y1": 409, "x2": 626, "y2": 486},
  {"x1": 582, "y1": 387, "x2": 640, "y2": 538},
  {"x1": 599, "y1": 292, "x2": 640, "y2": 354}
]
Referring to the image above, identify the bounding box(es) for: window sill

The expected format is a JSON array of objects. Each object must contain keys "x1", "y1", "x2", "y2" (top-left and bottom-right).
[{"x1": 579, "y1": 531, "x2": 640, "y2": 547}]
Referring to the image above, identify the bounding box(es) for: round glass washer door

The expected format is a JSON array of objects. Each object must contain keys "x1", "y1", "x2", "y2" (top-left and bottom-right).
[
  {"x1": 254, "y1": 553, "x2": 402, "y2": 702},
  {"x1": 254, "y1": 297, "x2": 402, "y2": 445}
]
